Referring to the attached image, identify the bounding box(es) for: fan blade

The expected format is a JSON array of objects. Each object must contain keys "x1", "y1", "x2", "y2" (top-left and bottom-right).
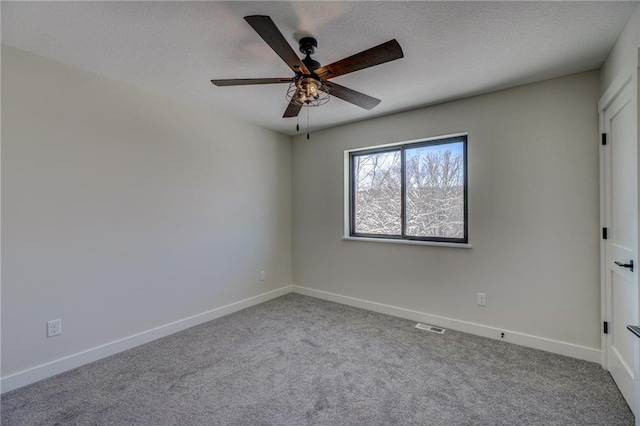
[
  {"x1": 283, "y1": 102, "x2": 303, "y2": 118},
  {"x1": 322, "y1": 81, "x2": 381, "y2": 110},
  {"x1": 315, "y1": 39, "x2": 403, "y2": 80},
  {"x1": 244, "y1": 15, "x2": 310, "y2": 75},
  {"x1": 211, "y1": 78, "x2": 292, "y2": 87}
]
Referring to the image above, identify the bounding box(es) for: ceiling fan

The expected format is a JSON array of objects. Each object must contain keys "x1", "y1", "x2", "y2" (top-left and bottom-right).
[{"x1": 211, "y1": 15, "x2": 404, "y2": 118}]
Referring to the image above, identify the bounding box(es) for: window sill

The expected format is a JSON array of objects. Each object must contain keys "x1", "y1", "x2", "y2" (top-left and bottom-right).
[{"x1": 342, "y1": 236, "x2": 472, "y2": 248}]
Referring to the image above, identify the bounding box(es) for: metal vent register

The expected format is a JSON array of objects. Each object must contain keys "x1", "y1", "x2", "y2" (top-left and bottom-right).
[{"x1": 415, "y1": 323, "x2": 445, "y2": 334}]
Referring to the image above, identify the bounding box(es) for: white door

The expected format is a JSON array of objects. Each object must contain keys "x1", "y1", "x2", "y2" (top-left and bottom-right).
[{"x1": 602, "y1": 76, "x2": 639, "y2": 416}]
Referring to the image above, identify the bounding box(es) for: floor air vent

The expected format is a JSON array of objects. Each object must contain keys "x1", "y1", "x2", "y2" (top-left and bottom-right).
[{"x1": 415, "y1": 323, "x2": 445, "y2": 334}]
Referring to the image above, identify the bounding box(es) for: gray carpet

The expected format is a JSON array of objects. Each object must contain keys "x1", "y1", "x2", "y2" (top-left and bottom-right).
[{"x1": 1, "y1": 293, "x2": 634, "y2": 425}]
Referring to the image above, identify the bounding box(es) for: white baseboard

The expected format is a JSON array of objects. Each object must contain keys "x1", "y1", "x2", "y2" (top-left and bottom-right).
[
  {"x1": 1, "y1": 285, "x2": 293, "y2": 393},
  {"x1": 292, "y1": 285, "x2": 601, "y2": 363},
  {"x1": 3, "y1": 284, "x2": 601, "y2": 393}
]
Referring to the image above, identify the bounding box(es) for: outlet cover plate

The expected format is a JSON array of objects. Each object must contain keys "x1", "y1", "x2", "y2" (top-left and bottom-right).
[
  {"x1": 477, "y1": 293, "x2": 487, "y2": 306},
  {"x1": 47, "y1": 319, "x2": 62, "y2": 337}
]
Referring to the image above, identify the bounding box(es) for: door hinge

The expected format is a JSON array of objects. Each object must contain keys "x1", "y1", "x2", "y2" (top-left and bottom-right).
[
  {"x1": 601, "y1": 133, "x2": 607, "y2": 145},
  {"x1": 604, "y1": 321, "x2": 609, "y2": 334},
  {"x1": 603, "y1": 227, "x2": 608, "y2": 239}
]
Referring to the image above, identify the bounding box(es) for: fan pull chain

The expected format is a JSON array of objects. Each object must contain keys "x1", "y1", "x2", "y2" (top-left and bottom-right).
[
  {"x1": 306, "y1": 108, "x2": 310, "y2": 140},
  {"x1": 296, "y1": 114, "x2": 299, "y2": 132}
]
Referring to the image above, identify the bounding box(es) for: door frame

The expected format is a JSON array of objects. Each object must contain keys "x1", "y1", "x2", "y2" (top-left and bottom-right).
[{"x1": 598, "y1": 64, "x2": 640, "y2": 420}]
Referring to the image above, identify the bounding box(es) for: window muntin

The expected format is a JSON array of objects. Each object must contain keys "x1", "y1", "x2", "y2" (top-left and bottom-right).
[{"x1": 349, "y1": 135, "x2": 467, "y2": 243}]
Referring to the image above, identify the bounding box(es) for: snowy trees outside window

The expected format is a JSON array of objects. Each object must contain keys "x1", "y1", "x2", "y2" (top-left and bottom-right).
[{"x1": 350, "y1": 136, "x2": 467, "y2": 243}]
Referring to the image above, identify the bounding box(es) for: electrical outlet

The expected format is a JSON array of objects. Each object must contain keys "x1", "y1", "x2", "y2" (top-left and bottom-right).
[
  {"x1": 260, "y1": 271, "x2": 265, "y2": 281},
  {"x1": 47, "y1": 319, "x2": 62, "y2": 337},
  {"x1": 477, "y1": 293, "x2": 487, "y2": 306}
]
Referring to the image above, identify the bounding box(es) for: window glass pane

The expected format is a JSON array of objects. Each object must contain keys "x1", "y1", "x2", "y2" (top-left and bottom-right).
[
  {"x1": 405, "y1": 142, "x2": 465, "y2": 238},
  {"x1": 353, "y1": 150, "x2": 401, "y2": 235}
]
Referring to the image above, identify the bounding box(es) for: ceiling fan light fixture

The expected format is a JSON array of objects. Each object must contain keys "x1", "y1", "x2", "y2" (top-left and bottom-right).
[{"x1": 286, "y1": 76, "x2": 330, "y2": 107}]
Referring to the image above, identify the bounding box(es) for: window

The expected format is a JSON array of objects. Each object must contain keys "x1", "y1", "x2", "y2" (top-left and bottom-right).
[{"x1": 348, "y1": 134, "x2": 467, "y2": 244}]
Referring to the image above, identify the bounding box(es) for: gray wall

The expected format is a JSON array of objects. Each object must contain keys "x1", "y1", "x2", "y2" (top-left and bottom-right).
[
  {"x1": 292, "y1": 71, "x2": 601, "y2": 350},
  {"x1": 1, "y1": 46, "x2": 292, "y2": 377},
  {"x1": 601, "y1": 5, "x2": 640, "y2": 95},
  {"x1": 1, "y1": 41, "x2": 606, "y2": 385}
]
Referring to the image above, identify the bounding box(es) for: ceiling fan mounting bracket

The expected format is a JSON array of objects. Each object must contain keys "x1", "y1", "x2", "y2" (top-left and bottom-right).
[{"x1": 298, "y1": 36, "x2": 318, "y2": 56}]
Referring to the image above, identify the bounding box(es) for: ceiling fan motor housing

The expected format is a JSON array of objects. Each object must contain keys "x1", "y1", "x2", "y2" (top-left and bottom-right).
[{"x1": 302, "y1": 57, "x2": 321, "y2": 73}]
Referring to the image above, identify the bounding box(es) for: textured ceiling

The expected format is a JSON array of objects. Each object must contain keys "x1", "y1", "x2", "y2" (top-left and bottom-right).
[{"x1": 2, "y1": 1, "x2": 637, "y2": 135}]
